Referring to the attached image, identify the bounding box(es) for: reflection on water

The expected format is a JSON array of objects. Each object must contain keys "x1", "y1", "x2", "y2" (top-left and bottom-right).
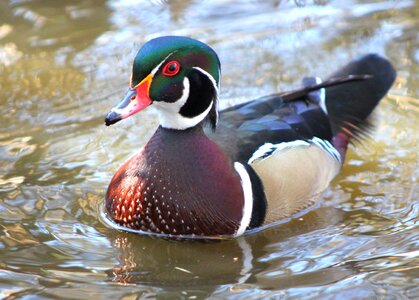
[{"x1": 0, "y1": 0, "x2": 418, "y2": 298}]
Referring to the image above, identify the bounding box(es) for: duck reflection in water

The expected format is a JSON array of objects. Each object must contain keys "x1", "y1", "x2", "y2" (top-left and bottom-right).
[{"x1": 105, "y1": 207, "x2": 352, "y2": 289}]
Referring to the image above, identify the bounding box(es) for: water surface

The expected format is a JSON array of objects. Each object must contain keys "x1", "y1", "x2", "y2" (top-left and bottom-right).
[{"x1": 0, "y1": 0, "x2": 418, "y2": 298}]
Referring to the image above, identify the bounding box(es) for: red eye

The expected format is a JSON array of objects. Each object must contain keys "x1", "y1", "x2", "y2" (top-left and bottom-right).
[{"x1": 162, "y1": 60, "x2": 180, "y2": 76}]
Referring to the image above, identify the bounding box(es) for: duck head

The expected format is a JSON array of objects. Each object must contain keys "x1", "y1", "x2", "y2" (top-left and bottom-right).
[{"x1": 105, "y1": 36, "x2": 220, "y2": 130}]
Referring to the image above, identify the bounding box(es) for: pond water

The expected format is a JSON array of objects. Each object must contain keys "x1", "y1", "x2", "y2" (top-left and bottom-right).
[{"x1": 0, "y1": 0, "x2": 418, "y2": 298}]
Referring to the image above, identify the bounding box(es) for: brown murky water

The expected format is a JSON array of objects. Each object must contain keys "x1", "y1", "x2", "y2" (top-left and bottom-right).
[{"x1": 0, "y1": 0, "x2": 418, "y2": 298}]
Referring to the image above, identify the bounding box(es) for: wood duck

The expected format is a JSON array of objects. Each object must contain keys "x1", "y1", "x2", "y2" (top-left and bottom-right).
[{"x1": 104, "y1": 36, "x2": 396, "y2": 238}]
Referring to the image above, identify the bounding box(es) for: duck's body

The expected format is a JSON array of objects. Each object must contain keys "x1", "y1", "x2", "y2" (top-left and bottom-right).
[{"x1": 104, "y1": 36, "x2": 396, "y2": 238}]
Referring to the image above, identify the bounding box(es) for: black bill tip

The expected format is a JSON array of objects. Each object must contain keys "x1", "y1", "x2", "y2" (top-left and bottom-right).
[{"x1": 105, "y1": 111, "x2": 122, "y2": 126}]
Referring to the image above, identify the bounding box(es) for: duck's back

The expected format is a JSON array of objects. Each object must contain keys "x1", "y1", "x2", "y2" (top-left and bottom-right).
[
  {"x1": 207, "y1": 54, "x2": 396, "y2": 225},
  {"x1": 210, "y1": 95, "x2": 332, "y2": 162}
]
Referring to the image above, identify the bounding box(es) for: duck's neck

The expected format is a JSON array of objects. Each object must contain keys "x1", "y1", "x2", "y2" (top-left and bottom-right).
[{"x1": 106, "y1": 125, "x2": 245, "y2": 236}]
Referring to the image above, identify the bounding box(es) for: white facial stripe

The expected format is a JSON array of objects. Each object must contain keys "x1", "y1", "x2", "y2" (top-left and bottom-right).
[
  {"x1": 151, "y1": 51, "x2": 176, "y2": 77},
  {"x1": 192, "y1": 66, "x2": 219, "y2": 93},
  {"x1": 153, "y1": 77, "x2": 214, "y2": 130},
  {"x1": 234, "y1": 162, "x2": 253, "y2": 237},
  {"x1": 131, "y1": 52, "x2": 175, "y2": 89},
  {"x1": 193, "y1": 66, "x2": 219, "y2": 125}
]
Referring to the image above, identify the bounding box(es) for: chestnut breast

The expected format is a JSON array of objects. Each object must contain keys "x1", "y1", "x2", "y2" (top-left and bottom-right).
[{"x1": 106, "y1": 126, "x2": 245, "y2": 237}]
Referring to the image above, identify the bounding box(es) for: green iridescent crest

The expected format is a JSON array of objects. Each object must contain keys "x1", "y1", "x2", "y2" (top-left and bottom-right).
[{"x1": 131, "y1": 36, "x2": 220, "y2": 91}]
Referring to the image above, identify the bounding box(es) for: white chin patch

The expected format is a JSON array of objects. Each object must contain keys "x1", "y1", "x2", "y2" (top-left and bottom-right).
[{"x1": 153, "y1": 77, "x2": 213, "y2": 130}]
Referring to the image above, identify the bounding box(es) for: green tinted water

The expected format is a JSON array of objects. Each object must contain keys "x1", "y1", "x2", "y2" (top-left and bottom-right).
[{"x1": 0, "y1": 0, "x2": 418, "y2": 298}]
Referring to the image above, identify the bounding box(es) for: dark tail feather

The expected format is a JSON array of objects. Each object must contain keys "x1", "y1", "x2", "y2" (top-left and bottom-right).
[
  {"x1": 280, "y1": 74, "x2": 371, "y2": 102},
  {"x1": 280, "y1": 54, "x2": 396, "y2": 161},
  {"x1": 326, "y1": 54, "x2": 396, "y2": 161},
  {"x1": 325, "y1": 54, "x2": 396, "y2": 138}
]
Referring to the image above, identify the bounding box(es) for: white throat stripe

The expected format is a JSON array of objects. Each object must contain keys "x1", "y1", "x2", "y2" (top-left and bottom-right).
[{"x1": 153, "y1": 77, "x2": 214, "y2": 130}]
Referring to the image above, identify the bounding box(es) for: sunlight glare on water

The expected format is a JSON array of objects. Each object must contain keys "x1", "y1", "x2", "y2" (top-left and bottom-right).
[{"x1": 0, "y1": 0, "x2": 418, "y2": 298}]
